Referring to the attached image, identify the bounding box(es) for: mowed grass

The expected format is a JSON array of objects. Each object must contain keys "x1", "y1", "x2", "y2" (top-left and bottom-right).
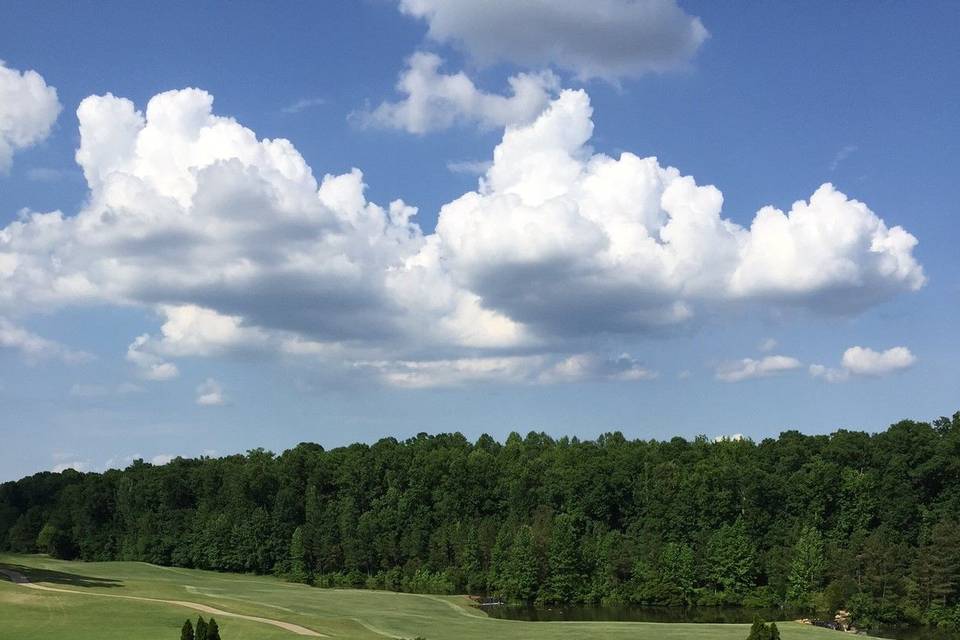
[{"x1": 1, "y1": 554, "x2": 844, "y2": 640}]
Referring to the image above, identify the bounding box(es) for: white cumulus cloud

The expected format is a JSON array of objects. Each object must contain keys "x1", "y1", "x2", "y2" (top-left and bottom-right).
[
  {"x1": 195, "y1": 378, "x2": 225, "y2": 406},
  {"x1": 0, "y1": 85, "x2": 925, "y2": 388},
  {"x1": 355, "y1": 52, "x2": 559, "y2": 133},
  {"x1": 811, "y1": 345, "x2": 916, "y2": 382},
  {"x1": 434, "y1": 91, "x2": 923, "y2": 339},
  {"x1": 0, "y1": 60, "x2": 61, "y2": 172},
  {"x1": 127, "y1": 334, "x2": 179, "y2": 380},
  {"x1": 843, "y1": 345, "x2": 916, "y2": 375},
  {"x1": 714, "y1": 433, "x2": 746, "y2": 442},
  {"x1": 52, "y1": 460, "x2": 90, "y2": 473},
  {"x1": 398, "y1": 0, "x2": 707, "y2": 80},
  {"x1": 716, "y1": 355, "x2": 802, "y2": 383}
]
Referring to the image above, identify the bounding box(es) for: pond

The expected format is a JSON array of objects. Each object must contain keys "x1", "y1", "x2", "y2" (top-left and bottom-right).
[{"x1": 481, "y1": 605, "x2": 960, "y2": 640}]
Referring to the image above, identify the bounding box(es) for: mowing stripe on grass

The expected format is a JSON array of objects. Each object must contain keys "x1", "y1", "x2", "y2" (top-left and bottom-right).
[{"x1": 0, "y1": 568, "x2": 325, "y2": 637}]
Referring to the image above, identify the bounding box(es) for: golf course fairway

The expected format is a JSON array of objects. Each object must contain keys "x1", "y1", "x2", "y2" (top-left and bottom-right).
[{"x1": 1, "y1": 554, "x2": 847, "y2": 639}]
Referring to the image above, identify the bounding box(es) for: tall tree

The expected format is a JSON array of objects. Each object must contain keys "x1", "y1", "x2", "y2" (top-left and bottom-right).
[
  {"x1": 504, "y1": 525, "x2": 539, "y2": 602},
  {"x1": 787, "y1": 525, "x2": 825, "y2": 607},
  {"x1": 706, "y1": 519, "x2": 755, "y2": 597},
  {"x1": 289, "y1": 526, "x2": 309, "y2": 583},
  {"x1": 912, "y1": 519, "x2": 960, "y2": 608},
  {"x1": 658, "y1": 542, "x2": 696, "y2": 605},
  {"x1": 180, "y1": 619, "x2": 194, "y2": 640},
  {"x1": 539, "y1": 514, "x2": 581, "y2": 604}
]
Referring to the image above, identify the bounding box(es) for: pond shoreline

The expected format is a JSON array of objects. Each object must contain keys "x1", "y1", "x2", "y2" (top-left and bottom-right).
[{"x1": 479, "y1": 604, "x2": 960, "y2": 640}]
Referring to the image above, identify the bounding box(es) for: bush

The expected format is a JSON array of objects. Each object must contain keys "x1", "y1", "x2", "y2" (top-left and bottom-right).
[
  {"x1": 742, "y1": 585, "x2": 781, "y2": 608},
  {"x1": 746, "y1": 616, "x2": 780, "y2": 640}
]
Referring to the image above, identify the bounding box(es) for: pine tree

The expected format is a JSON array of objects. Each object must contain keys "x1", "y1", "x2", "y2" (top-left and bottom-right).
[
  {"x1": 488, "y1": 524, "x2": 512, "y2": 594},
  {"x1": 303, "y1": 484, "x2": 321, "y2": 575},
  {"x1": 290, "y1": 526, "x2": 309, "y2": 583},
  {"x1": 195, "y1": 616, "x2": 208, "y2": 640},
  {"x1": 461, "y1": 525, "x2": 483, "y2": 593},
  {"x1": 180, "y1": 619, "x2": 194, "y2": 640},
  {"x1": 925, "y1": 519, "x2": 960, "y2": 606},
  {"x1": 769, "y1": 622, "x2": 781, "y2": 640},
  {"x1": 747, "y1": 615, "x2": 770, "y2": 640},
  {"x1": 505, "y1": 525, "x2": 539, "y2": 602},
  {"x1": 540, "y1": 514, "x2": 581, "y2": 604},
  {"x1": 206, "y1": 618, "x2": 221, "y2": 640}
]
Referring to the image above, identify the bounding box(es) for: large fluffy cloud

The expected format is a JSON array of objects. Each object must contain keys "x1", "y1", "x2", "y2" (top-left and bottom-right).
[
  {"x1": 355, "y1": 53, "x2": 559, "y2": 134},
  {"x1": 398, "y1": 0, "x2": 708, "y2": 80},
  {"x1": 0, "y1": 61, "x2": 61, "y2": 172},
  {"x1": 0, "y1": 86, "x2": 924, "y2": 387},
  {"x1": 435, "y1": 91, "x2": 924, "y2": 338}
]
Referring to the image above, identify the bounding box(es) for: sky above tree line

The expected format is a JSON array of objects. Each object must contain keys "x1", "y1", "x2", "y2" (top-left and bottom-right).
[{"x1": 0, "y1": 1, "x2": 957, "y2": 480}]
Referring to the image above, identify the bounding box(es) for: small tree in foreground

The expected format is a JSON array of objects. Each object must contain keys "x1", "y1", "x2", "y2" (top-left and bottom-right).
[
  {"x1": 180, "y1": 619, "x2": 194, "y2": 640},
  {"x1": 746, "y1": 616, "x2": 781, "y2": 640},
  {"x1": 195, "y1": 616, "x2": 208, "y2": 640},
  {"x1": 207, "y1": 617, "x2": 221, "y2": 640}
]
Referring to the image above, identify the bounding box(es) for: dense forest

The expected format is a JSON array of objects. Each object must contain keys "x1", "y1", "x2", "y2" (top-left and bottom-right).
[{"x1": 3, "y1": 412, "x2": 960, "y2": 629}]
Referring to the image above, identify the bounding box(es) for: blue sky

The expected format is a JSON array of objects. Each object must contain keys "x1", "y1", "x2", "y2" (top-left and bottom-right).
[{"x1": 0, "y1": 1, "x2": 957, "y2": 480}]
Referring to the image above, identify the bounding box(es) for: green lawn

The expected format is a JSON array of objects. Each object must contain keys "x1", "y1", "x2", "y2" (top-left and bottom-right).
[{"x1": 0, "y1": 554, "x2": 843, "y2": 640}]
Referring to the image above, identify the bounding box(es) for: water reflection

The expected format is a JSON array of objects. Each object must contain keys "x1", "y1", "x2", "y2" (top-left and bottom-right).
[
  {"x1": 481, "y1": 605, "x2": 960, "y2": 640},
  {"x1": 484, "y1": 604, "x2": 792, "y2": 624}
]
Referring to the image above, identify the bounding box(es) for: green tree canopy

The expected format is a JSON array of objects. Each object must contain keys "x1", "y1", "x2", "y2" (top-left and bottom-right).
[{"x1": 786, "y1": 524, "x2": 825, "y2": 607}]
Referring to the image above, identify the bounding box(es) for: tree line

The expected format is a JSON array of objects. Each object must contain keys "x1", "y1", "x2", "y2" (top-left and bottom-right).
[{"x1": 3, "y1": 412, "x2": 960, "y2": 629}]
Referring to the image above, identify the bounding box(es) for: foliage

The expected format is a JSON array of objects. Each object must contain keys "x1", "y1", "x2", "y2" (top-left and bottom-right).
[
  {"x1": 289, "y1": 526, "x2": 309, "y2": 583},
  {"x1": 195, "y1": 616, "x2": 207, "y2": 640},
  {"x1": 2, "y1": 411, "x2": 960, "y2": 628},
  {"x1": 746, "y1": 616, "x2": 780, "y2": 640},
  {"x1": 787, "y1": 525, "x2": 824, "y2": 607},
  {"x1": 206, "y1": 617, "x2": 220, "y2": 640},
  {"x1": 706, "y1": 519, "x2": 755, "y2": 600},
  {"x1": 180, "y1": 619, "x2": 194, "y2": 640}
]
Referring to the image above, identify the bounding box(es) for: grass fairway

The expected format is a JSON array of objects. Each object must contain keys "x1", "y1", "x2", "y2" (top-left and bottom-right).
[{"x1": 1, "y1": 554, "x2": 843, "y2": 640}]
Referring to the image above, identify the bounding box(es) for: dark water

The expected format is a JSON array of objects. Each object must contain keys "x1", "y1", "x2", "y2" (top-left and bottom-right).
[
  {"x1": 871, "y1": 628, "x2": 960, "y2": 640},
  {"x1": 482, "y1": 605, "x2": 960, "y2": 640},
  {"x1": 484, "y1": 604, "x2": 794, "y2": 624}
]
